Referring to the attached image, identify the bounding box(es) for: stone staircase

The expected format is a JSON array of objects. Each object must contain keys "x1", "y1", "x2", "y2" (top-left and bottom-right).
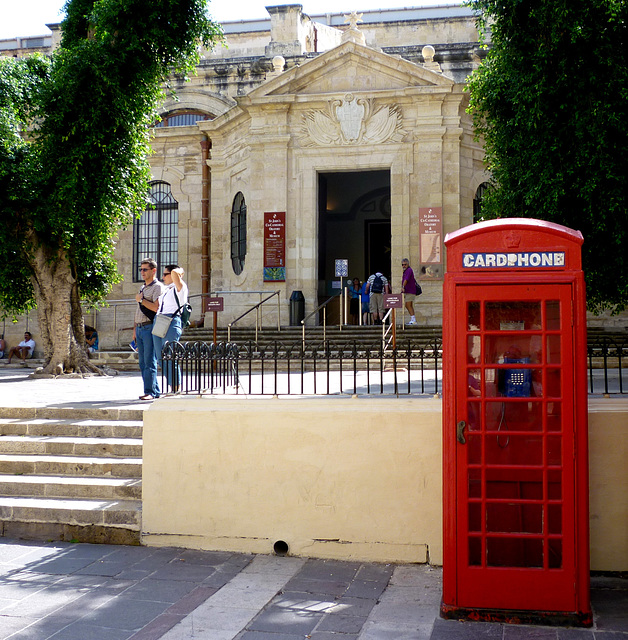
[{"x1": 0, "y1": 407, "x2": 143, "y2": 545}]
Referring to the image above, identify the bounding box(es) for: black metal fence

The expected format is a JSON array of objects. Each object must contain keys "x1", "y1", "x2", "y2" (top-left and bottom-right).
[
  {"x1": 159, "y1": 336, "x2": 628, "y2": 396},
  {"x1": 160, "y1": 338, "x2": 442, "y2": 396},
  {"x1": 587, "y1": 336, "x2": 628, "y2": 395}
]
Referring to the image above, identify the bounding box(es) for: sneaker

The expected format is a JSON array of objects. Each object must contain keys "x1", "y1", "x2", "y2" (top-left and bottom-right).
[{"x1": 406, "y1": 319, "x2": 417, "y2": 325}]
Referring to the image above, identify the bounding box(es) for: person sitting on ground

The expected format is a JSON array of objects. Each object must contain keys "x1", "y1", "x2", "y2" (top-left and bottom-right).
[
  {"x1": 7, "y1": 332, "x2": 36, "y2": 364},
  {"x1": 85, "y1": 325, "x2": 99, "y2": 354}
]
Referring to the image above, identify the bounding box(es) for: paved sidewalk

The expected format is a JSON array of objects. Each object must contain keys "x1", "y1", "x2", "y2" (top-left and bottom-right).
[{"x1": 0, "y1": 539, "x2": 627, "y2": 640}]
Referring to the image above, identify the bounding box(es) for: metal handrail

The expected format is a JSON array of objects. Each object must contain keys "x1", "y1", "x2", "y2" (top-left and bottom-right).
[
  {"x1": 301, "y1": 293, "x2": 340, "y2": 349},
  {"x1": 227, "y1": 290, "x2": 281, "y2": 343},
  {"x1": 382, "y1": 308, "x2": 394, "y2": 351}
]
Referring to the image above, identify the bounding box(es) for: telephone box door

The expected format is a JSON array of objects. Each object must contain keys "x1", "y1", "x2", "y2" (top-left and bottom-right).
[{"x1": 455, "y1": 283, "x2": 576, "y2": 611}]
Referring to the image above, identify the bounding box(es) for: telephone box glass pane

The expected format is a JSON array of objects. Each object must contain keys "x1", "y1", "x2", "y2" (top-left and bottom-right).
[
  {"x1": 546, "y1": 335, "x2": 561, "y2": 364},
  {"x1": 548, "y1": 504, "x2": 562, "y2": 534},
  {"x1": 469, "y1": 537, "x2": 482, "y2": 566},
  {"x1": 468, "y1": 302, "x2": 480, "y2": 331},
  {"x1": 547, "y1": 402, "x2": 562, "y2": 432},
  {"x1": 548, "y1": 469, "x2": 562, "y2": 499},
  {"x1": 486, "y1": 503, "x2": 543, "y2": 534},
  {"x1": 485, "y1": 469, "x2": 543, "y2": 499},
  {"x1": 484, "y1": 336, "x2": 542, "y2": 364},
  {"x1": 468, "y1": 335, "x2": 481, "y2": 363},
  {"x1": 547, "y1": 436, "x2": 562, "y2": 466},
  {"x1": 468, "y1": 401, "x2": 481, "y2": 431},
  {"x1": 469, "y1": 503, "x2": 482, "y2": 532},
  {"x1": 467, "y1": 434, "x2": 481, "y2": 465},
  {"x1": 467, "y1": 369, "x2": 481, "y2": 397},
  {"x1": 484, "y1": 302, "x2": 542, "y2": 331},
  {"x1": 546, "y1": 300, "x2": 560, "y2": 330},
  {"x1": 468, "y1": 468, "x2": 482, "y2": 498},
  {"x1": 485, "y1": 401, "x2": 543, "y2": 432},
  {"x1": 549, "y1": 539, "x2": 563, "y2": 569},
  {"x1": 487, "y1": 538, "x2": 543, "y2": 568},
  {"x1": 546, "y1": 369, "x2": 562, "y2": 398},
  {"x1": 485, "y1": 435, "x2": 543, "y2": 466}
]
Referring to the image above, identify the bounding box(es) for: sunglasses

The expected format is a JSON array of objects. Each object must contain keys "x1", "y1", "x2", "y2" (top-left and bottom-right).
[
  {"x1": 163, "y1": 272, "x2": 171, "y2": 276},
  {"x1": 139, "y1": 268, "x2": 152, "y2": 272}
]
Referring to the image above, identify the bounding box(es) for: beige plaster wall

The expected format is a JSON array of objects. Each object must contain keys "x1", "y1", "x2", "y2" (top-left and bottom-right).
[
  {"x1": 142, "y1": 396, "x2": 443, "y2": 564},
  {"x1": 143, "y1": 396, "x2": 628, "y2": 571},
  {"x1": 588, "y1": 398, "x2": 628, "y2": 571}
]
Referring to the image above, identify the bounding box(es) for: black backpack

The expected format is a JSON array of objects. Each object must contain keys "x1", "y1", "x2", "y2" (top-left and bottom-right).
[{"x1": 371, "y1": 274, "x2": 384, "y2": 293}]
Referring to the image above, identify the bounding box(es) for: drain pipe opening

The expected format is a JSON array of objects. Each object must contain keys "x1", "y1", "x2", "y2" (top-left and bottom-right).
[{"x1": 273, "y1": 540, "x2": 289, "y2": 556}]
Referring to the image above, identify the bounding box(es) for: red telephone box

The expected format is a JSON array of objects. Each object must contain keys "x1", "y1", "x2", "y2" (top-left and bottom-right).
[{"x1": 441, "y1": 219, "x2": 591, "y2": 626}]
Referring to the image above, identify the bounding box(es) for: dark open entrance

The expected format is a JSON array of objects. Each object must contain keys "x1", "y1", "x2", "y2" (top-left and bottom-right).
[{"x1": 317, "y1": 171, "x2": 391, "y2": 309}]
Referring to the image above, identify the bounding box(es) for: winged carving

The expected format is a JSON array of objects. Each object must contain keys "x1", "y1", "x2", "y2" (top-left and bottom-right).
[{"x1": 299, "y1": 95, "x2": 406, "y2": 147}]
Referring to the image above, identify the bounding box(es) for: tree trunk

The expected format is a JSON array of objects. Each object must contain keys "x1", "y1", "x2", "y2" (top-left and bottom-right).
[{"x1": 27, "y1": 231, "x2": 102, "y2": 376}]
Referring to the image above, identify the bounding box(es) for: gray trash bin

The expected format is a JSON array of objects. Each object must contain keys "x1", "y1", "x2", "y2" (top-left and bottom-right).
[{"x1": 289, "y1": 290, "x2": 305, "y2": 326}]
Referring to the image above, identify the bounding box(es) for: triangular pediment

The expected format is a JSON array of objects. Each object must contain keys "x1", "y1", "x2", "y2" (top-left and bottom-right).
[{"x1": 245, "y1": 40, "x2": 453, "y2": 101}]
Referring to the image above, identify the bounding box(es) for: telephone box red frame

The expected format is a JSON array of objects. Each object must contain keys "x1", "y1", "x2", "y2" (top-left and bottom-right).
[{"x1": 441, "y1": 218, "x2": 591, "y2": 626}]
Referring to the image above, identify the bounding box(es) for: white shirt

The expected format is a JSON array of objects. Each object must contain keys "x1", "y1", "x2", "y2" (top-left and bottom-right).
[
  {"x1": 157, "y1": 282, "x2": 189, "y2": 315},
  {"x1": 19, "y1": 338, "x2": 36, "y2": 355}
]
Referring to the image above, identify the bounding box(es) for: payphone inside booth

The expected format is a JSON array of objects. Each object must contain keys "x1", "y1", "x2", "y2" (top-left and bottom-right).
[{"x1": 441, "y1": 219, "x2": 592, "y2": 626}]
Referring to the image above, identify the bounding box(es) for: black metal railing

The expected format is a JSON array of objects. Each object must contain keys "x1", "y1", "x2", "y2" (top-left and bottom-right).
[
  {"x1": 587, "y1": 336, "x2": 628, "y2": 395},
  {"x1": 160, "y1": 337, "x2": 442, "y2": 396},
  {"x1": 159, "y1": 336, "x2": 628, "y2": 396}
]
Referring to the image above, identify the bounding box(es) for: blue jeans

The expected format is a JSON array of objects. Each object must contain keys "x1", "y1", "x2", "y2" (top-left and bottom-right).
[
  {"x1": 136, "y1": 323, "x2": 160, "y2": 398},
  {"x1": 152, "y1": 315, "x2": 183, "y2": 392}
]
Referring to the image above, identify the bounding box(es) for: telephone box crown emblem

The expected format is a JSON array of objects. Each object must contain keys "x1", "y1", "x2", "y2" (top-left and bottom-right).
[{"x1": 504, "y1": 231, "x2": 521, "y2": 248}]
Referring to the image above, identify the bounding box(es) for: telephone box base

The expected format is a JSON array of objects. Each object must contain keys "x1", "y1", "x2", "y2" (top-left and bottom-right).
[{"x1": 440, "y1": 602, "x2": 593, "y2": 628}]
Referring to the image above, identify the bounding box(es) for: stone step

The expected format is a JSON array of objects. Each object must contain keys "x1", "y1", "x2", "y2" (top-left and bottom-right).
[
  {"x1": 0, "y1": 474, "x2": 142, "y2": 500},
  {"x1": 0, "y1": 435, "x2": 142, "y2": 458},
  {"x1": 0, "y1": 496, "x2": 141, "y2": 545},
  {"x1": 0, "y1": 453, "x2": 142, "y2": 478},
  {"x1": 0, "y1": 407, "x2": 144, "y2": 421},
  {"x1": 0, "y1": 359, "x2": 46, "y2": 370},
  {"x1": 0, "y1": 406, "x2": 144, "y2": 545},
  {"x1": 0, "y1": 418, "x2": 143, "y2": 438}
]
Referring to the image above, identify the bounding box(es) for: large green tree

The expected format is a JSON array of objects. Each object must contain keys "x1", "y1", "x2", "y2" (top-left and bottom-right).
[
  {"x1": 0, "y1": 0, "x2": 221, "y2": 374},
  {"x1": 467, "y1": 0, "x2": 628, "y2": 313}
]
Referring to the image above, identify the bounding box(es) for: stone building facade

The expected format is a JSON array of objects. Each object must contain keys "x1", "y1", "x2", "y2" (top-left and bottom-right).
[{"x1": 1, "y1": 4, "x2": 491, "y2": 347}]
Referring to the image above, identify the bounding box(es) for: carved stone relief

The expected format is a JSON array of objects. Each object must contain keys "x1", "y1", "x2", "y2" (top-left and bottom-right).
[{"x1": 299, "y1": 94, "x2": 406, "y2": 147}]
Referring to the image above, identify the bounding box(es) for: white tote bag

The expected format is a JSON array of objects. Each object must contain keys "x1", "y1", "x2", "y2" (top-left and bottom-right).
[{"x1": 151, "y1": 314, "x2": 172, "y2": 338}]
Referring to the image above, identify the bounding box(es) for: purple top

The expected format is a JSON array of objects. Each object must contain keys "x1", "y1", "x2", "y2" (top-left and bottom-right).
[{"x1": 402, "y1": 266, "x2": 417, "y2": 295}]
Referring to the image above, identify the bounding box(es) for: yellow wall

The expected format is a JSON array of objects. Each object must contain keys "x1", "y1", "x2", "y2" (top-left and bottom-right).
[
  {"x1": 142, "y1": 396, "x2": 628, "y2": 571},
  {"x1": 588, "y1": 398, "x2": 628, "y2": 571},
  {"x1": 142, "y1": 396, "x2": 443, "y2": 564}
]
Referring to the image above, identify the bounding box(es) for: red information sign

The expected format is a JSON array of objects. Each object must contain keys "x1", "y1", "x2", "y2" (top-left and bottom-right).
[{"x1": 264, "y1": 212, "x2": 286, "y2": 282}]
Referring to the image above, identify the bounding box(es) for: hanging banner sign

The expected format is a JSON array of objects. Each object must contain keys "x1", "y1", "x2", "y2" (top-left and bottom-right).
[
  {"x1": 264, "y1": 211, "x2": 286, "y2": 282},
  {"x1": 419, "y1": 207, "x2": 442, "y2": 278}
]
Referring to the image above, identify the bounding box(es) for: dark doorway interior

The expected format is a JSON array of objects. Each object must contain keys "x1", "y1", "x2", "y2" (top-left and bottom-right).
[{"x1": 318, "y1": 170, "x2": 391, "y2": 301}]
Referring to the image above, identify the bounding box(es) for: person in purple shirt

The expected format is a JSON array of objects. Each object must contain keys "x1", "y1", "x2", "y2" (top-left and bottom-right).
[{"x1": 401, "y1": 258, "x2": 418, "y2": 325}]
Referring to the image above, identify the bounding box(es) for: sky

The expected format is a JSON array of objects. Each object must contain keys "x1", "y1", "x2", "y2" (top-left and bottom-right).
[{"x1": 1, "y1": 0, "x2": 454, "y2": 39}]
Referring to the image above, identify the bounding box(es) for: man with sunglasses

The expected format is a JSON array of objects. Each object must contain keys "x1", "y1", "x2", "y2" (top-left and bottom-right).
[{"x1": 134, "y1": 258, "x2": 165, "y2": 400}]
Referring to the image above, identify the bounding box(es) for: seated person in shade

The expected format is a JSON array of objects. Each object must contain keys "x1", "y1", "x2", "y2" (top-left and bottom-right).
[
  {"x1": 85, "y1": 326, "x2": 99, "y2": 354},
  {"x1": 7, "y1": 332, "x2": 35, "y2": 364},
  {"x1": 0, "y1": 334, "x2": 5, "y2": 359}
]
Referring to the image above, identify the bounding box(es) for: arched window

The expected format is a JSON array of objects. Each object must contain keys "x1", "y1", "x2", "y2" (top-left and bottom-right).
[
  {"x1": 231, "y1": 192, "x2": 247, "y2": 275},
  {"x1": 473, "y1": 182, "x2": 490, "y2": 223},
  {"x1": 154, "y1": 110, "x2": 212, "y2": 127},
  {"x1": 133, "y1": 181, "x2": 179, "y2": 281}
]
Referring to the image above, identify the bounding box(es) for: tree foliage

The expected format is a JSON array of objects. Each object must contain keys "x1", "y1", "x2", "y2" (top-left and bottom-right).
[
  {"x1": 0, "y1": 0, "x2": 221, "y2": 373},
  {"x1": 467, "y1": 0, "x2": 628, "y2": 313}
]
